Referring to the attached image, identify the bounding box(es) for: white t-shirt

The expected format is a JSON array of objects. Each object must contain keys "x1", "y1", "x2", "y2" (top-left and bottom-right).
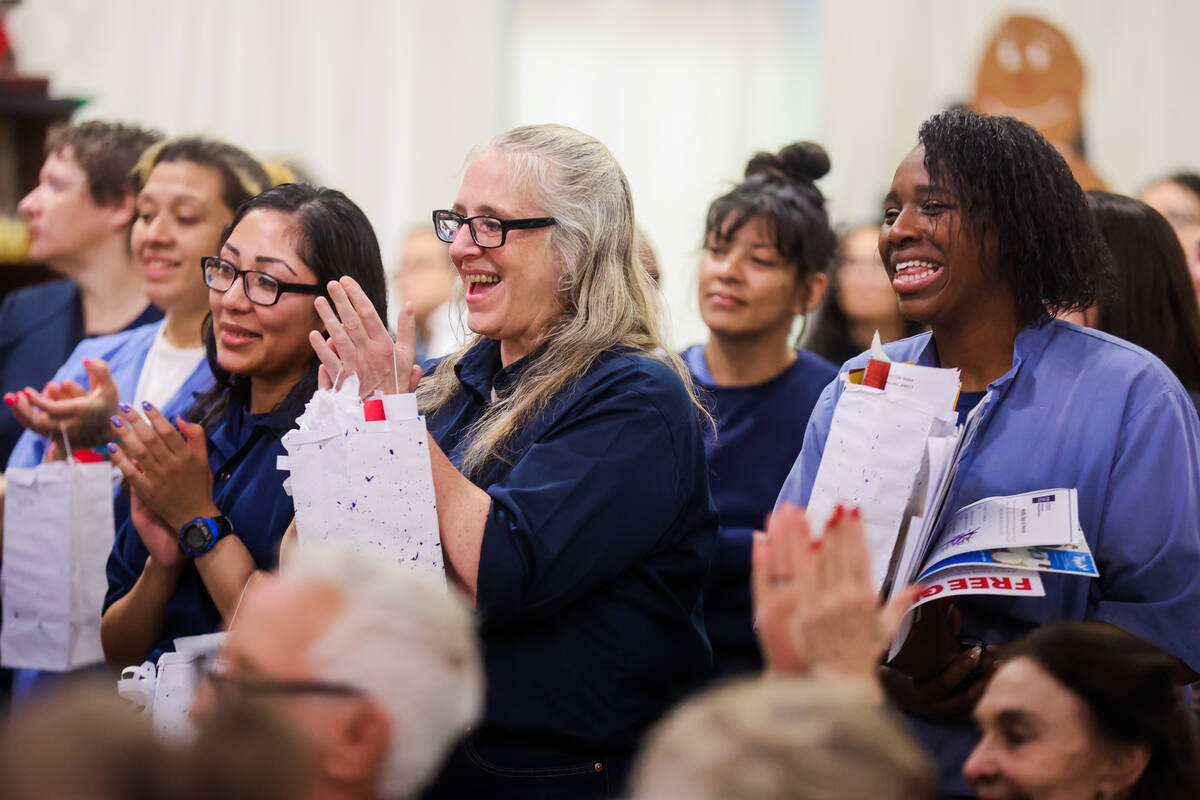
[{"x1": 133, "y1": 325, "x2": 207, "y2": 412}]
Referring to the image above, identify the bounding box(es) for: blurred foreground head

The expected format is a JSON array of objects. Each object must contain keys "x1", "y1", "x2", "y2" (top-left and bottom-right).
[
  {"x1": 0, "y1": 680, "x2": 171, "y2": 800},
  {"x1": 627, "y1": 676, "x2": 937, "y2": 800},
  {"x1": 212, "y1": 543, "x2": 484, "y2": 800}
]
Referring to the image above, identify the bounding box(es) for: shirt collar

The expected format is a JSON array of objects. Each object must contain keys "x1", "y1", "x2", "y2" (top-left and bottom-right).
[
  {"x1": 915, "y1": 316, "x2": 1056, "y2": 392},
  {"x1": 209, "y1": 393, "x2": 296, "y2": 461},
  {"x1": 453, "y1": 338, "x2": 533, "y2": 401}
]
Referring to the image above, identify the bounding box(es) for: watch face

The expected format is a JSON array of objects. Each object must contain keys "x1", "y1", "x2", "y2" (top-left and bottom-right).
[{"x1": 181, "y1": 520, "x2": 214, "y2": 554}]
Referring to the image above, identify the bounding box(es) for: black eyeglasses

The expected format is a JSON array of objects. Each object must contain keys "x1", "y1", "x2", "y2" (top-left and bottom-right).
[
  {"x1": 201, "y1": 256, "x2": 326, "y2": 307},
  {"x1": 432, "y1": 209, "x2": 556, "y2": 248},
  {"x1": 197, "y1": 654, "x2": 364, "y2": 700}
]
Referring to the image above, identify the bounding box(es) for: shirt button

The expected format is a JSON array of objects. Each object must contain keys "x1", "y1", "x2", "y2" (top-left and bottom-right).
[
  {"x1": 593, "y1": 762, "x2": 603, "y2": 773},
  {"x1": 217, "y1": 471, "x2": 231, "y2": 481}
]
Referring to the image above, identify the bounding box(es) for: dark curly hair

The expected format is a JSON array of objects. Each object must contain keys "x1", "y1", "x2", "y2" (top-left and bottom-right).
[
  {"x1": 703, "y1": 141, "x2": 838, "y2": 287},
  {"x1": 918, "y1": 110, "x2": 1113, "y2": 324},
  {"x1": 1009, "y1": 622, "x2": 1200, "y2": 800},
  {"x1": 188, "y1": 183, "x2": 388, "y2": 427}
]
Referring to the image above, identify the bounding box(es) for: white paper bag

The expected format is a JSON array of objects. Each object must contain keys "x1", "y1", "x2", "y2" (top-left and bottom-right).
[
  {"x1": 117, "y1": 632, "x2": 224, "y2": 742},
  {"x1": 279, "y1": 378, "x2": 442, "y2": 573},
  {"x1": 1, "y1": 459, "x2": 119, "y2": 670}
]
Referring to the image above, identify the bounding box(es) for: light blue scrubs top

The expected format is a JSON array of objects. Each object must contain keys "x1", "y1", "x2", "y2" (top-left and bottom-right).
[{"x1": 778, "y1": 319, "x2": 1200, "y2": 794}]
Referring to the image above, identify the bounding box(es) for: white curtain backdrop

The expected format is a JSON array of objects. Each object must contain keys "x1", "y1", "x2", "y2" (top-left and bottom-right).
[{"x1": 9, "y1": 0, "x2": 1200, "y2": 346}]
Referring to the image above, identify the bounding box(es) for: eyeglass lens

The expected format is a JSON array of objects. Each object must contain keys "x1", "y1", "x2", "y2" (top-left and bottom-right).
[
  {"x1": 205, "y1": 260, "x2": 281, "y2": 305},
  {"x1": 434, "y1": 213, "x2": 504, "y2": 247}
]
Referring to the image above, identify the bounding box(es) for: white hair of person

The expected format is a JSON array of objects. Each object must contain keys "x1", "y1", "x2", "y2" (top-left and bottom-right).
[
  {"x1": 627, "y1": 675, "x2": 937, "y2": 800},
  {"x1": 282, "y1": 544, "x2": 483, "y2": 799},
  {"x1": 417, "y1": 123, "x2": 709, "y2": 477}
]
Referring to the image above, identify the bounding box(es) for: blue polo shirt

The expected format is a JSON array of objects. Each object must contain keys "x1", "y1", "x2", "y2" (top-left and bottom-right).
[
  {"x1": 0, "y1": 280, "x2": 162, "y2": 466},
  {"x1": 7, "y1": 321, "x2": 212, "y2": 470},
  {"x1": 103, "y1": 396, "x2": 296, "y2": 663},
  {"x1": 425, "y1": 339, "x2": 717, "y2": 752},
  {"x1": 683, "y1": 344, "x2": 836, "y2": 678},
  {"x1": 779, "y1": 319, "x2": 1200, "y2": 794}
]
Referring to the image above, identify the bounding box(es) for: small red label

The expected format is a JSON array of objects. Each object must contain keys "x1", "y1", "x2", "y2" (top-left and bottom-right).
[
  {"x1": 863, "y1": 359, "x2": 891, "y2": 389},
  {"x1": 363, "y1": 398, "x2": 386, "y2": 421}
]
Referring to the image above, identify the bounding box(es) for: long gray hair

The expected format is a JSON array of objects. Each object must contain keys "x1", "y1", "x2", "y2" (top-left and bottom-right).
[{"x1": 417, "y1": 124, "x2": 705, "y2": 476}]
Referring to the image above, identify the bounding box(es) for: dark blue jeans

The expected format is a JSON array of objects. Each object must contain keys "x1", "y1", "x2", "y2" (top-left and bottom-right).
[{"x1": 421, "y1": 728, "x2": 633, "y2": 799}]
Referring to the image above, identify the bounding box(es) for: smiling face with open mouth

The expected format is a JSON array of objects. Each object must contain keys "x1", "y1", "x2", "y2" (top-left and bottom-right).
[
  {"x1": 133, "y1": 160, "x2": 233, "y2": 317},
  {"x1": 448, "y1": 149, "x2": 564, "y2": 366},
  {"x1": 880, "y1": 146, "x2": 1007, "y2": 332}
]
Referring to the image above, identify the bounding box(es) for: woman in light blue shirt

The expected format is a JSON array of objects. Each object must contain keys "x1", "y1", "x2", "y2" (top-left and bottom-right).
[{"x1": 779, "y1": 110, "x2": 1200, "y2": 795}]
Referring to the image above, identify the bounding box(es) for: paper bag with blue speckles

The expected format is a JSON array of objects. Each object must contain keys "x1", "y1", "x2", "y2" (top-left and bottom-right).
[
  {"x1": 1, "y1": 459, "x2": 120, "y2": 670},
  {"x1": 278, "y1": 376, "x2": 442, "y2": 574}
]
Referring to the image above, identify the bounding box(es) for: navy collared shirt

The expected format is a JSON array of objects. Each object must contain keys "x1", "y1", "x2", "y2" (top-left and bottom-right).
[
  {"x1": 425, "y1": 339, "x2": 718, "y2": 752},
  {"x1": 780, "y1": 319, "x2": 1200, "y2": 794},
  {"x1": 104, "y1": 397, "x2": 296, "y2": 663},
  {"x1": 683, "y1": 344, "x2": 836, "y2": 679},
  {"x1": 0, "y1": 279, "x2": 162, "y2": 465}
]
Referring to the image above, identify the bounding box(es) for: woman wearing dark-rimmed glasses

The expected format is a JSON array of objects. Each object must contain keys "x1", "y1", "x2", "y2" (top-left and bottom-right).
[
  {"x1": 100, "y1": 183, "x2": 390, "y2": 671},
  {"x1": 305, "y1": 124, "x2": 718, "y2": 799}
]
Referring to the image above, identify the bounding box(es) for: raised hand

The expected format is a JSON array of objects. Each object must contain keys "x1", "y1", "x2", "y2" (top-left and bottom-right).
[
  {"x1": 752, "y1": 503, "x2": 920, "y2": 679},
  {"x1": 309, "y1": 276, "x2": 421, "y2": 397},
  {"x1": 107, "y1": 402, "x2": 220, "y2": 532},
  {"x1": 5, "y1": 359, "x2": 121, "y2": 448}
]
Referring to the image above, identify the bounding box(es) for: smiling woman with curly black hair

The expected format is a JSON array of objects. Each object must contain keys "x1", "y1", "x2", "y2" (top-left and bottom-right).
[{"x1": 778, "y1": 109, "x2": 1200, "y2": 796}]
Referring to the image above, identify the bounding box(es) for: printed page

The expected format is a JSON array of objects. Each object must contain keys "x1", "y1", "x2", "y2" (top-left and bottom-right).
[
  {"x1": 924, "y1": 489, "x2": 1079, "y2": 567},
  {"x1": 808, "y1": 385, "x2": 938, "y2": 590},
  {"x1": 918, "y1": 538, "x2": 1098, "y2": 581},
  {"x1": 912, "y1": 565, "x2": 1046, "y2": 608},
  {"x1": 884, "y1": 361, "x2": 962, "y2": 414}
]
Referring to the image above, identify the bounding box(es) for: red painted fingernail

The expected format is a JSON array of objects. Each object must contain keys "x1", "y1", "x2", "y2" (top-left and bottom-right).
[
  {"x1": 82, "y1": 358, "x2": 93, "y2": 367},
  {"x1": 850, "y1": 507, "x2": 861, "y2": 520},
  {"x1": 4, "y1": 395, "x2": 14, "y2": 407},
  {"x1": 830, "y1": 505, "x2": 844, "y2": 526},
  {"x1": 811, "y1": 537, "x2": 822, "y2": 551}
]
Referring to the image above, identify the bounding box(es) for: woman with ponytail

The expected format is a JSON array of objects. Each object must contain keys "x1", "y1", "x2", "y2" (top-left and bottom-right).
[{"x1": 682, "y1": 142, "x2": 838, "y2": 678}]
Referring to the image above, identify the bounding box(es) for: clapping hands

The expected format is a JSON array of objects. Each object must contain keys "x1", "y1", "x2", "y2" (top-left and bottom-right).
[{"x1": 5, "y1": 358, "x2": 121, "y2": 449}]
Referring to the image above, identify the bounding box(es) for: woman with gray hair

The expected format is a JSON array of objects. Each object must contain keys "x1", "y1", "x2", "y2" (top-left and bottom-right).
[{"x1": 309, "y1": 124, "x2": 717, "y2": 799}]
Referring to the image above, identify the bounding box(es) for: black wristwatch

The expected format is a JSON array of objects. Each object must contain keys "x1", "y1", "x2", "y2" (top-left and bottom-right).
[{"x1": 178, "y1": 516, "x2": 234, "y2": 557}]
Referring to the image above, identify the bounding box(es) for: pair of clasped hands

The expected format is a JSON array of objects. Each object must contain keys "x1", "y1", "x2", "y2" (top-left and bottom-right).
[
  {"x1": 5, "y1": 358, "x2": 214, "y2": 564},
  {"x1": 5, "y1": 277, "x2": 415, "y2": 564},
  {"x1": 753, "y1": 504, "x2": 1002, "y2": 720}
]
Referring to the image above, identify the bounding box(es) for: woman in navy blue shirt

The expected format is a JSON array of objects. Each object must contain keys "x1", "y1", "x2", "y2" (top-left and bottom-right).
[
  {"x1": 682, "y1": 142, "x2": 837, "y2": 678},
  {"x1": 100, "y1": 183, "x2": 389, "y2": 669},
  {"x1": 311, "y1": 124, "x2": 717, "y2": 799}
]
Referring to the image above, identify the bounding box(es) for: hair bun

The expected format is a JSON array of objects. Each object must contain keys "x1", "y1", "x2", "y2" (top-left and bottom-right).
[{"x1": 745, "y1": 142, "x2": 830, "y2": 184}]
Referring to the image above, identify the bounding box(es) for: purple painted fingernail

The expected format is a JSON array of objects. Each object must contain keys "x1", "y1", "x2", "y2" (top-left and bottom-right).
[
  {"x1": 106, "y1": 442, "x2": 118, "y2": 454},
  {"x1": 110, "y1": 416, "x2": 123, "y2": 429},
  {"x1": 118, "y1": 403, "x2": 132, "y2": 414},
  {"x1": 141, "y1": 400, "x2": 153, "y2": 412}
]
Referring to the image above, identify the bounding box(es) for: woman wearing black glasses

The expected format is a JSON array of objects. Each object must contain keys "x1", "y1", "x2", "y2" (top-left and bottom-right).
[
  {"x1": 309, "y1": 124, "x2": 717, "y2": 799},
  {"x1": 100, "y1": 183, "x2": 389, "y2": 671}
]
